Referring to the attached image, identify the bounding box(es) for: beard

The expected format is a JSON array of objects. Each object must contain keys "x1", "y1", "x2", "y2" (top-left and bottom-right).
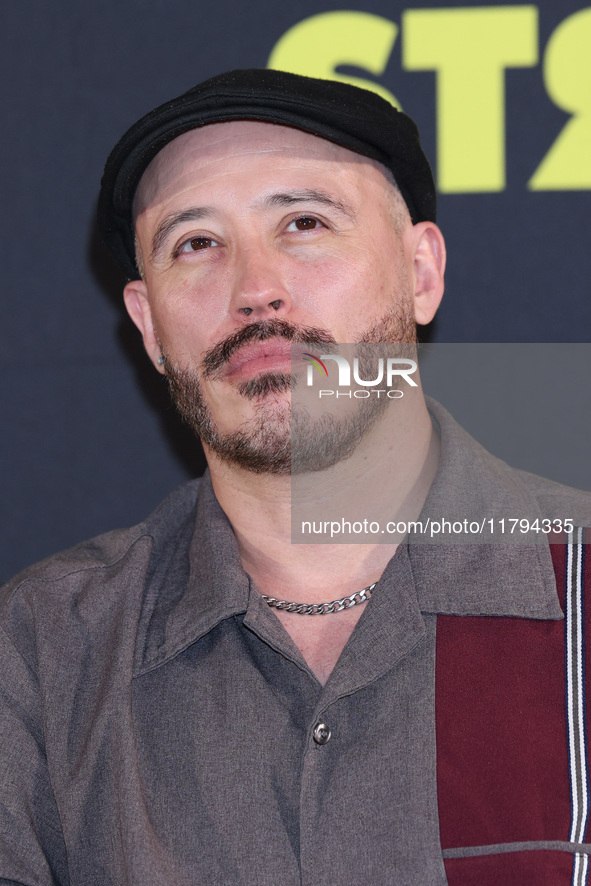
[{"x1": 163, "y1": 307, "x2": 417, "y2": 475}]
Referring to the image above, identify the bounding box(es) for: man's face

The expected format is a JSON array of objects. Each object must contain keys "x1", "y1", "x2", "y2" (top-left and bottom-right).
[{"x1": 124, "y1": 121, "x2": 444, "y2": 472}]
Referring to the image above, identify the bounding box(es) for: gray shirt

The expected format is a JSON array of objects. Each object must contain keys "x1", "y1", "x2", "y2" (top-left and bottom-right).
[{"x1": 1, "y1": 402, "x2": 581, "y2": 886}]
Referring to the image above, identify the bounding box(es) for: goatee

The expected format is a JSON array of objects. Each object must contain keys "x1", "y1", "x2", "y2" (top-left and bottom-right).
[{"x1": 163, "y1": 309, "x2": 417, "y2": 475}]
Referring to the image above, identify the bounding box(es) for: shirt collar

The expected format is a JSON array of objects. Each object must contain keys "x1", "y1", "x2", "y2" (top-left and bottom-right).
[
  {"x1": 136, "y1": 477, "x2": 250, "y2": 673},
  {"x1": 136, "y1": 398, "x2": 562, "y2": 673},
  {"x1": 411, "y1": 398, "x2": 562, "y2": 618}
]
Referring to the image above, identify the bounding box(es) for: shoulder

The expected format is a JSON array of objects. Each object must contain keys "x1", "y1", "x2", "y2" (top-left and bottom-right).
[
  {"x1": 427, "y1": 397, "x2": 591, "y2": 529},
  {"x1": 0, "y1": 479, "x2": 202, "y2": 652},
  {"x1": 510, "y1": 466, "x2": 591, "y2": 528}
]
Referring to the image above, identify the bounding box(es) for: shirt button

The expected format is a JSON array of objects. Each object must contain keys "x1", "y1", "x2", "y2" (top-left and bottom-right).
[{"x1": 313, "y1": 722, "x2": 331, "y2": 745}]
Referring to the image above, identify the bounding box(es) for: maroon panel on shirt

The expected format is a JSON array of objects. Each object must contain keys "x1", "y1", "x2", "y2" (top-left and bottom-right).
[
  {"x1": 436, "y1": 543, "x2": 571, "y2": 850},
  {"x1": 444, "y1": 849, "x2": 575, "y2": 886}
]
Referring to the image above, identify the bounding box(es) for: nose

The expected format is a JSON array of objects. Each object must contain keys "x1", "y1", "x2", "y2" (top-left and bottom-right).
[{"x1": 230, "y1": 246, "x2": 292, "y2": 320}]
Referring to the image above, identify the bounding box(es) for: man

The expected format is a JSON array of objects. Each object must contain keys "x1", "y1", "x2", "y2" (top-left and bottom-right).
[{"x1": 0, "y1": 69, "x2": 590, "y2": 885}]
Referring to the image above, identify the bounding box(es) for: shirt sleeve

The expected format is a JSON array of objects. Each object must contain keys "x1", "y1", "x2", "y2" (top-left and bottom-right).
[{"x1": 0, "y1": 621, "x2": 70, "y2": 886}]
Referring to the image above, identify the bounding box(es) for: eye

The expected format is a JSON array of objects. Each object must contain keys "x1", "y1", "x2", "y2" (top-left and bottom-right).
[
  {"x1": 176, "y1": 235, "x2": 219, "y2": 255},
  {"x1": 285, "y1": 216, "x2": 324, "y2": 233}
]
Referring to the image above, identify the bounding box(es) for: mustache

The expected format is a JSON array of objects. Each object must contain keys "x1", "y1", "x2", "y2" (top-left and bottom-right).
[{"x1": 202, "y1": 319, "x2": 337, "y2": 378}]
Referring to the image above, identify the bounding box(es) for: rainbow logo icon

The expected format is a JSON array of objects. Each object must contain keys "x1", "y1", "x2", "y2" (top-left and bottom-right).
[{"x1": 303, "y1": 353, "x2": 329, "y2": 376}]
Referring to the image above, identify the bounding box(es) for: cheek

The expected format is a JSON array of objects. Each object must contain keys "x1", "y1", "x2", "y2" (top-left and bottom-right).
[
  {"x1": 147, "y1": 275, "x2": 230, "y2": 363},
  {"x1": 291, "y1": 243, "x2": 402, "y2": 331}
]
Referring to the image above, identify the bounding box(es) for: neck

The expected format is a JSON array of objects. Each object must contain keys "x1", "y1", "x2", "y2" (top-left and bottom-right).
[{"x1": 205, "y1": 390, "x2": 438, "y2": 604}]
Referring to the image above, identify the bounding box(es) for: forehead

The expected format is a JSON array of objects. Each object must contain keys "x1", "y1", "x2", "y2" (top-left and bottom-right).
[{"x1": 133, "y1": 120, "x2": 390, "y2": 215}]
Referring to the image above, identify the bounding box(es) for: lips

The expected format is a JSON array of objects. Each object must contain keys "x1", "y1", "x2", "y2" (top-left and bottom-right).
[{"x1": 221, "y1": 340, "x2": 308, "y2": 381}]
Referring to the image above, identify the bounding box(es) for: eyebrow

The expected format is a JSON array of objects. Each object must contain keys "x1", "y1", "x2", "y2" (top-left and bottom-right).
[
  {"x1": 259, "y1": 189, "x2": 356, "y2": 221},
  {"x1": 150, "y1": 207, "x2": 214, "y2": 262},
  {"x1": 149, "y1": 189, "x2": 356, "y2": 263}
]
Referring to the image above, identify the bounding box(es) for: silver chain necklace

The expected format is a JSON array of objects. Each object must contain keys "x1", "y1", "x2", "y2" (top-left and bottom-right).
[{"x1": 261, "y1": 582, "x2": 377, "y2": 615}]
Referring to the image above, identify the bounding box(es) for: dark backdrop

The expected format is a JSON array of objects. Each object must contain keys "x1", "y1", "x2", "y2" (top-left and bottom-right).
[{"x1": 2, "y1": 0, "x2": 590, "y2": 579}]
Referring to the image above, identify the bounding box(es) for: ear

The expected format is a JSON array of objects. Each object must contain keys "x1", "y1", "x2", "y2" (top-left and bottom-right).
[
  {"x1": 408, "y1": 222, "x2": 446, "y2": 326},
  {"x1": 123, "y1": 280, "x2": 166, "y2": 374}
]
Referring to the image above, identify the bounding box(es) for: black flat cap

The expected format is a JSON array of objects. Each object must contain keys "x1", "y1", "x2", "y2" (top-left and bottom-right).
[{"x1": 98, "y1": 68, "x2": 436, "y2": 279}]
